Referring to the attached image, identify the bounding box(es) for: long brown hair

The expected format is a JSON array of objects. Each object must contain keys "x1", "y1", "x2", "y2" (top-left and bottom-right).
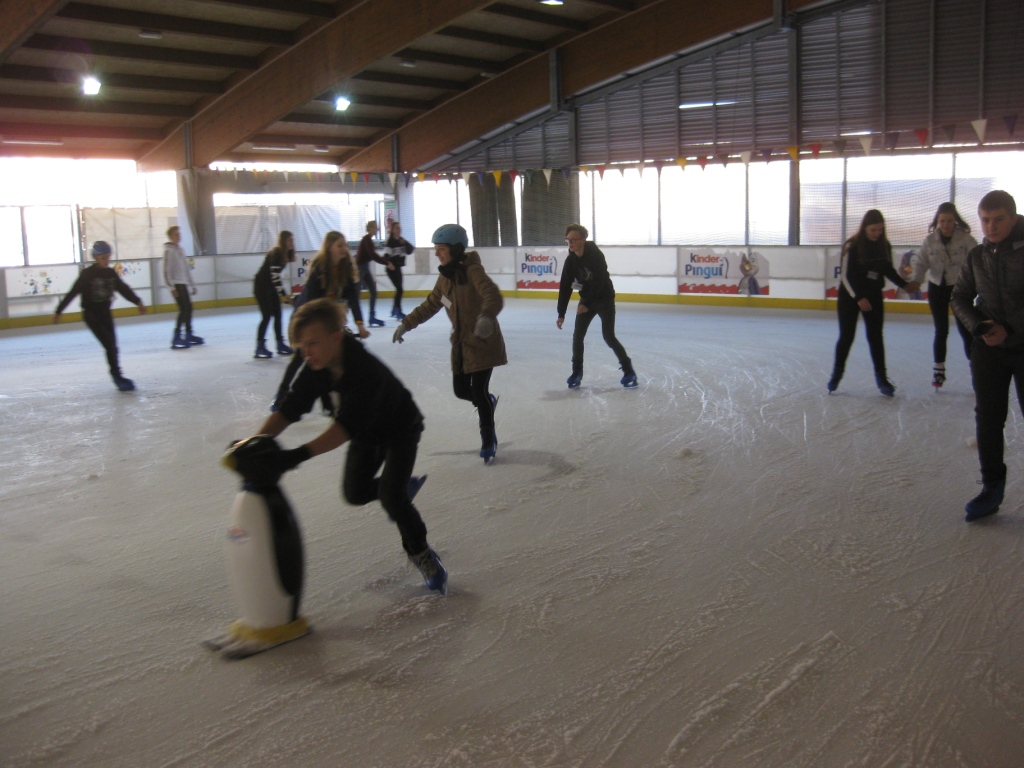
[
  {"x1": 844, "y1": 209, "x2": 891, "y2": 260},
  {"x1": 308, "y1": 231, "x2": 355, "y2": 295}
]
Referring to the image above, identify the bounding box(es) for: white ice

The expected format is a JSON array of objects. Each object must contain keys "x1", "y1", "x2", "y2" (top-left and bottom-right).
[{"x1": 2, "y1": 299, "x2": 1023, "y2": 767}]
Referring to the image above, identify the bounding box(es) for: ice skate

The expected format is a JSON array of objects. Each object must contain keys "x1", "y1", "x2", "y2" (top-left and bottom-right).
[
  {"x1": 254, "y1": 341, "x2": 273, "y2": 359},
  {"x1": 186, "y1": 332, "x2": 205, "y2": 346},
  {"x1": 171, "y1": 332, "x2": 189, "y2": 349},
  {"x1": 620, "y1": 364, "x2": 638, "y2": 388},
  {"x1": 875, "y1": 374, "x2": 895, "y2": 397},
  {"x1": 932, "y1": 365, "x2": 945, "y2": 389},
  {"x1": 567, "y1": 370, "x2": 583, "y2": 389},
  {"x1": 965, "y1": 480, "x2": 1005, "y2": 522},
  {"x1": 114, "y1": 376, "x2": 135, "y2": 392},
  {"x1": 368, "y1": 314, "x2": 385, "y2": 327},
  {"x1": 277, "y1": 341, "x2": 293, "y2": 356},
  {"x1": 827, "y1": 372, "x2": 841, "y2": 393},
  {"x1": 410, "y1": 548, "x2": 448, "y2": 595}
]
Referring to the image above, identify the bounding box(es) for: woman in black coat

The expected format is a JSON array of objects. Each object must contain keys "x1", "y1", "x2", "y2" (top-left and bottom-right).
[{"x1": 253, "y1": 230, "x2": 296, "y2": 359}]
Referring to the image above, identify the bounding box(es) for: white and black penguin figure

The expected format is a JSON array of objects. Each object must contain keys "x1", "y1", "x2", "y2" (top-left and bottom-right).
[{"x1": 203, "y1": 435, "x2": 311, "y2": 659}]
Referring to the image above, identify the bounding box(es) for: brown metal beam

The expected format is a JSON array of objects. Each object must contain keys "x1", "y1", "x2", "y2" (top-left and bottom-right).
[
  {"x1": 24, "y1": 34, "x2": 261, "y2": 70},
  {"x1": 578, "y1": 0, "x2": 634, "y2": 11},
  {"x1": 483, "y1": 3, "x2": 590, "y2": 32},
  {"x1": 312, "y1": 92, "x2": 434, "y2": 110},
  {"x1": 250, "y1": 132, "x2": 371, "y2": 148},
  {"x1": 0, "y1": 0, "x2": 66, "y2": 65},
  {"x1": 280, "y1": 112, "x2": 401, "y2": 129},
  {"x1": 394, "y1": 47, "x2": 508, "y2": 73},
  {"x1": 352, "y1": 70, "x2": 470, "y2": 92},
  {"x1": 207, "y1": 0, "x2": 337, "y2": 18},
  {"x1": 0, "y1": 94, "x2": 193, "y2": 117},
  {"x1": 345, "y1": 0, "x2": 775, "y2": 171},
  {"x1": 137, "y1": 0, "x2": 497, "y2": 171},
  {"x1": 56, "y1": 2, "x2": 295, "y2": 46},
  {"x1": 0, "y1": 121, "x2": 164, "y2": 141},
  {"x1": 435, "y1": 26, "x2": 549, "y2": 52},
  {"x1": 0, "y1": 63, "x2": 224, "y2": 94}
]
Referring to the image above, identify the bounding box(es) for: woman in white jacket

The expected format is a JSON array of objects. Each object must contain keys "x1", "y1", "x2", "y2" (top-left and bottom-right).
[{"x1": 912, "y1": 202, "x2": 977, "y2": 388}]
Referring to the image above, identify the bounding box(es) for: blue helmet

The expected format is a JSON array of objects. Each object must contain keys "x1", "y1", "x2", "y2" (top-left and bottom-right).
[
  {"x1": 431, "y1": 223, "x2": 468, "y2": 249},
  {"x1": 91, "y1": 240, "x2": 112, "y2": 256}
]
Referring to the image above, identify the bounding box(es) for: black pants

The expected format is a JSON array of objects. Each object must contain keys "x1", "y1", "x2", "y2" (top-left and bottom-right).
[
  {"x1": 342, "y1": 431, "x2": 428, "y2": 557},
  {"x1": 173, "y1": 284, "x2": 192, "y2": 335},
  {"x1": 358, "y1": 262, "x2": 377, "y2": 317},
  {"x1": 572, "y1": 299, "x2": 631, "y2": 373},
  {"x1": 832, "y1": 289, "x2": 887, "y2": 378},
  {"x1": 927, "y1": 282, "x2": 973, "y2": 363},
  {"x1": 385, "y1": 267, "x2": 403, "y2": 312},
  {"x1": 83, "y1": 308, "x2": 121, "y2": 379},
  {"x1": 453, "y1": 368, "x2": 495, "y2": 440},
  {"x1": 255, "y1": 287, "x2": 283, "y2": 344},
  {"x1": 971, "y1": 341, "x2": 1024, "y2": 484}
]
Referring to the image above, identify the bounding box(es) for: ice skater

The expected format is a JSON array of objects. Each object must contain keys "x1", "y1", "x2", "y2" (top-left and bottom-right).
[
  {"x1": 53, "y1": 240, "x2": 147, "y2": 391},
  {"x1": 827, "y1": 209, "x2": 919, "y2": 396},
  {"x1": 256, "y1": 298, "x2": 446, "y2": 593},
  {"x1": 912, "y1": 202, "x2": 978, "y2": 388},
  {"x1": 951, "y1": 190, "x2": 1024, "y2": 522},
  {"x1": 253, "y1": 230, "x2": 296, "y2": 359},
  {"x1": 392, "y1": 223, "x2": 506, "y2": 463},
  {"x1": 356, "y1": 220, "x2": 390, "y2": 327},
  {"x1": 163, "y1": 225, "x2": 202, "y2": 349},
  {"x1": 556, "y1": 224, "x2": 637, "y2": 389},
  {"x1": 384, "y1": 220, "x2": 414, "y2": 319}
]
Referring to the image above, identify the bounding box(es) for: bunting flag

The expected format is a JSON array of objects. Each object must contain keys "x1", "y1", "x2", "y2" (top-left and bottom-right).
[
  {"x1": 761, "y1": 148, "x2": 772, "y2": 163},
  {"x1": 675, "y1": 157, "x2": 687, "y2": 170},
  {"x1": 858, "y1": 135, "x2": 873, "y2": 156},
  {"x1": 942, "y1": 124, "x2": 956, "y2": 143},
  {"x1": 579, "y1": 165, "x2": 590, "y2": 176},
  {"x1": 808, "y1": 143, "x2": 822, "y2": 159},
  {"x1": 509, "y1": 170, "x2": 518, "y2": 183},
  {"x1": 361, "y1": 172, "x2": 370, "y2": 183},
  {"x1": 561, "y1": 167, "x2": 571, "y2": 181},
  {"x1": 885, "y1": 132, "x2": 899, "y2": 151},
  {"x1": 697, "y1": 156, "x2": 709, "y2": 170},
  {"x1": 315, "y1": 172, "x2": 322, "y2": 182},
  {"x1": 914, "y1": 128, "x2": 929, "y2": 147},
  {"x1": 349, "y1": 171, "x2": 359, "y2": 183},
  {"x1": 377, "y1": 173, "x2": 386, "y2": 184},
  {"x1": 597, "y1": 165, "x2": 606, "y2": 179},
  {"x1": 492, "y1": 170, "x2": 502, "y2": 186},
  {"x1": 1004, "y1": 114, "x2": 1017, "y2": 137},
  {"x1": 617, "y1": 166, "x2": 625, "y2": 177},
  {"x1": 524, "y1": 169, "x2": 533, "y2": 185},
  {"x1": 717, "y1": 153, "x2": 730, "y2": 167},
  {"x1": 306, "y1": 171, "x2": 313, "y2": 181},
  {"x1": 739, "y1": 150, "x2": 752, "y2": 165},
  {"x1": 388, "y1": 172, "x2": 398, "y2": 187},
  {"x1": 284, "y1": 171, "x2": 290, "y2": 182},
  {"x1": 404, "y1": 172, "x2": 412, "y2": 188},
  {"x1": 971, "y1": 119, "x2": 987, "y2": 144},
  {"x1": 786, "y1": 146, "x2": 800, "y2": 162},
  {"x1": 543, "y1": 168, "x2": 553, "y2": 186},
  {"x1": 431, "y1": 173, "x2": 439, "y2": 182},
  {"x1": 832, "y1": 139, "x2": 847, "y2": 156},
  {"x1": 476, "y1": 171, "x2": 486, "y2": 185},
  {"x1": 637, "y1": 161, "x2": 645, "y2": 175},
  {"x1": 653, "y1": 160, "x2": 665, "y2": 174},
  {"x1": 461, "y1": 171, "x2": 472, "y2": 184}
]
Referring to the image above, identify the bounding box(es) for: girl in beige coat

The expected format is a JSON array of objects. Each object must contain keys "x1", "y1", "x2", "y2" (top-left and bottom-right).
[{"x1": 393, "y1": 224, "x2": 506, "y2": 463}]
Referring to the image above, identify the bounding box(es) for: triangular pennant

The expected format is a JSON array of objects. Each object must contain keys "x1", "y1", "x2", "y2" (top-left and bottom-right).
[
  {"x1": 306, "y1": 171, "x2": 313, "y2": 181},
  {"x1": 510, "y1": 170, "x2": 518, "y2": 183},
  {"x1": 971, "y1": 118, "x2": 987, "y2": 143},
  {"x1": 761, "y1": 148, "x2": 772, "y2": 163},
  {"x1": 376, "y1": 173, "x2": 386, "y2": 184},
  {"x1": 697, "y1": 156, "x2": 708, "y2": 170},
  {"x1": 461, "y1": 171, "x2": 472, "y2": 184},
  {"x1": 315, "y1": 172, "x2": 322, "y2": 182},
  {"x1": 491, "y1": 170, "x2": 502, "y2": 186},
  {"x1": 832, "y1": 139, "x2": 847, "y2": 156},
  {"x1": 579, "y1": 165, "x2": 589, "y2": 176},
  {"x1": 675, "y1": 157, "x2": 687, "y2": 170},
  {"x1": 388, "y1": 172, "x2": 398, "y2": 187},
  {"x1": 786, "y1": 146, "x2": 800, "y2": 162},
  {"x1": 653, "y1": 160, "x2": 665, "y2": 174},
  {"x1": 561, "y1": 167, "x2": 570, "y2": 181},
  {"x1": 284, "y1": 171, "x2": 290, "y2": 182},
  {"x1": 885, "y1": 132, "x2": 899, "y2": 151},
  {"x1": 404, "y1": 172, "x2": 412, "y2": 188},
  {"x1": 636, "y1": 161, "x2": 645, "y2": 175},
  {"x1": 808, "y1": 143, "x2": 822, "y2": 159},
  {"x1": 739, "y1": 151, "x2": 752, "y2": 165},
  {"x1": 417, "y1": 172, "x2": 426, "y2": 182},
  {"x1": 349, "y1": 171, "x2": 359, "y2": 183},
  {"x1": 362, "y1": 172, "x2": 371, "y2": 183},
  {"x1": 617, "y1": 166, "x2": 625, "y2": 177},
  {"x1": 524, "y1": 169, "x2": 533, "y2": 184},
  {"x1": 431, "y1": 173, "x2": 439, "y2": 182},
  {"x1": 597, "y1": 165, "x2": 606, "y2": 179},
  {"x1": 1004, "y1": 114, "x2": 1018, "y2": 137},
  {"x1": 543, "y1": 168, "x2": 552, "y2": 186},
  {"x1": 717, "y1": 153, "x2": 730, "y2": 167},
  {"x1": 858, "y1": 135, "x2": 873, "y2": 156},
  {"x1": 942, "y1": 124, "x2": 956, "y2": 143},
  {"x1": 476, "y1": 171, "x2": 486, "y2": 185},
  {"x1": 914, "y1": 128, "x2": 929, "y2": 147}
]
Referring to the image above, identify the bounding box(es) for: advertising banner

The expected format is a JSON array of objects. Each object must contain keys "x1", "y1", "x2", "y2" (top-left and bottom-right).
[
  {"x1": 5, "y1": 265, "x2": 80, "y2": 297},
  {"x1": 677, "y1": 248, "x2": 770, "y2": 295},
  {"x1": 516, "y1": 247, "x2": 563, "y2": 290}
]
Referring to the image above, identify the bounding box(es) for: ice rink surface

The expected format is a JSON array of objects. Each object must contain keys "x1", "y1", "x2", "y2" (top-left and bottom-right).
[{"x1": 2, "y1": 298, "x2": 1023, "y2": 767}]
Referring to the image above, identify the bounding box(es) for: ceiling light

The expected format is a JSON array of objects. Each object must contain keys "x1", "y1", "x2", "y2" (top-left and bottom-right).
[
  {"x1": 82, "y1": 76, "x2": 101, "y2": 95},
  {"x1": 138, "y1": 29, "x2": 163, "y2": 40},
  {"x1": 480, "y1": 71, "x2": 497, "y2": 78},
  {"x1": 335, "y1": 96, "x2": 351, "y2": 111},
  {"x1": 251, "y1": 144, "x2": 296, "y2": 151},
  {"x1": 538, "y1": 0, "x2": 565, "y2": 5},
  {"x1": 678, "y1": 100, "x2": 737, "y2": 110},
  {"x1": 399, "y1": 59, "x2": 417, "y2": 68},
  {"x1": 313, "y1": 146, "x2": 330, "y2": 153},
  {"x1": 2, "y1": 138, "x2": 64, "y2": 146},
  {"x1": 840, "y1": 130, "x2": 873, "y2": 136}
]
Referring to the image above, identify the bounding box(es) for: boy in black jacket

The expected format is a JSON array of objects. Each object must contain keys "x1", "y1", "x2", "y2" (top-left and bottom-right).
[
  {"x1": 53, "y1": 240, "x2": 147, "y2": 391},
  {"x1": 556, "y1": 224, "x2": 637, "y2": 388},
  {"x1": 251, "y1": 298, "x2": 447, "y2": 594}
]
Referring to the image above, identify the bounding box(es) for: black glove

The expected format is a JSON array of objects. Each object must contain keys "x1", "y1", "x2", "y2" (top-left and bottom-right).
[
  {"x1": 974, "y1": 320, "x2": 994, "y2": 337},
  {"x1": 222, "y1": 436, "x2": 310, "y2": 487}
]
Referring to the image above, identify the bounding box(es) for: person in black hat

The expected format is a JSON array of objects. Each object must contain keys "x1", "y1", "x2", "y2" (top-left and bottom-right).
[{"x1": 53, "y1": 240, "x2": 147, "y2": 391}]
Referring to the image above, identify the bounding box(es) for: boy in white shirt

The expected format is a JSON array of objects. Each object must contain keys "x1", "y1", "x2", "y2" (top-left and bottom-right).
[{"x1": 162, "y1": 225, "x2": 202, "y2": 349}]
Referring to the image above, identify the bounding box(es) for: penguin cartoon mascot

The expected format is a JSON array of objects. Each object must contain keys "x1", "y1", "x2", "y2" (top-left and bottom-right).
[{"x1": 203, "y1": 435, "x2": 310, "y2": 659}]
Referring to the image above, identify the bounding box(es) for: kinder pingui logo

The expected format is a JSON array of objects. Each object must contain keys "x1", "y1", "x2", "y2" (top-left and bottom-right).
[
  {"x1": 521, "y1": 252, "x2": 558, "y2": 277},
  {"x1": 684, "y1": 253, "x2": 729, "y2": 279}
]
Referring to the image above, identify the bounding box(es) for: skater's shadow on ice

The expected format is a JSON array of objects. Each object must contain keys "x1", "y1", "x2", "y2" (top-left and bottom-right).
[
  {"x1": 539, "y1": 385, "x2": 629, "y2": 401},
  {"x1": 430, "y1": 445, "x2": 575, "y2": 482}
]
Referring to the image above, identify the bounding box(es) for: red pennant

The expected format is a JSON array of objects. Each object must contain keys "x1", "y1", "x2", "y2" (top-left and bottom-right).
[
  {"x1": 597, "y1": 165, "x2": 606, "y2": 179},
  {"x1": 697, "y1": 156, "x2": 709, "y2": 170},
  {"x1": 510, "y1": 170, "x2": 518, "y2": 183},
  {"x1": 362, "y1": 172, "x2": 370, "y2": 183},
  {"x1": 431, "y1": 173, "x2": 439, "y2": 182},
  {"x1": 809, "y1": 143, "x2": 822, "y2": 158},
  {"x1": 914, "y1": 128, "x2": 929, "y2": 147}
]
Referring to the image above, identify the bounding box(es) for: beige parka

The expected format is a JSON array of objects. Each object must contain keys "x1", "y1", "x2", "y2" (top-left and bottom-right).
[{"x1": 401, "y1": 251, "x2": 507, "y2": 374}]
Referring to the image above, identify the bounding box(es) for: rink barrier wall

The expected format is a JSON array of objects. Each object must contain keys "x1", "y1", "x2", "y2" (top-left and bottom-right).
[{"x1": 0, "y1": 245, "x2": 930, "y2": 330}]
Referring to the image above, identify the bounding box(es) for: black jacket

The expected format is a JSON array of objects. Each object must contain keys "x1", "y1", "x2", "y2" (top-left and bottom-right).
[
  {"x1": 838, "y1": 238, "x2": 906, "y2": 301},
  {"x1": 557, "y1": 241, "x2": 616, "y2": 317},
  {"x1": 55, "y1": 264, "x2": 143, "y2": 315},
  {"x1": 952, "y1": 217, "x2": 1024, "y2": 348},
  {"x1": 254, "y1": 246, "x2": 292, "y2": 298}
]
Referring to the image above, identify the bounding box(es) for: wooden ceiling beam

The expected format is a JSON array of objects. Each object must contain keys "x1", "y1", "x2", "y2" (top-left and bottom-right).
[
  {"x1": 137, "y1": 0, "x2": 497, "y2": 171},
  {"x1": 249, "y1": 133, "x2": 371, "y2": 148},
  {"x1": 482, "y1": 3, "x2": 590, "y2": 32},
  {"x1": 0, "y1": 0, "x2": 66, "y2": 65},
  {"x1": 352, "y1": 70, "x2": 470, "y2": 91},
  {"x1": 206, "y1": 0, "x2": 337, "y2": 19},
  {"x1": 312, "y1": 92, "x2": 434, "y2": 110},
  {"x1": 577, "y1": 0, "x2": 634, "y2": 11},
  {"x1": 23, "y1": 34, "x2": 261, "y2": 70},
  {"x1": 0, "y1": 63, "x2": 224, "y2": 94},
  {"x1": 0, "y1": 94, "x2": 192, "y2": 117},
  {"x1": 344, "y1": 0, "x2": 775, "y2": 172},
  {"x1": 435, "y1": 26, "x2": 549, "y2": 52},
  {"x1": 280, "y1": 112, "x2": 401, "y2": 129},
  {"x1": 0, "y1": 121, "x2": 164, "y2": 141},
  {"x1": 56, "y1": 2, "x2": 294, "y2": 46},
  {"x1": 394, "y1": 47, "x2": 508, "y2": 73}
]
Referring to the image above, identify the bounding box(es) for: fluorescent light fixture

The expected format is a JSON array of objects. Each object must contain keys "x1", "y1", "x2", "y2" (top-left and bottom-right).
[
  {"x1": 251, "y1": 144, "x2": 296, "y2": 151},
  {"x1": 335, "y1": 96, "x2": 351, "y2": 111},
  {"x1": 678, "y1": 100, "x2": 737, "y2": 110},
  {"x1": 539, "y1": 0, "x2": 565, "y2": 5},
  {"x1": 82, "y1": 76, "x2": 101, "y2": 95},
  {"x1": 313, "y1": 146, "x2": 330, "y2": 153},
  {"x1": 2, "y1": 138, "x2": 64, "y2": 146},
  {"x1": 840, "y1": 130, "x2": 873, "y2": 136},
  {"x1": 399, "y1": 59, "x2": 417, "y2": 68},
  {"x1": 138, "y1": 29, "x2": 163, "y2": 40}
]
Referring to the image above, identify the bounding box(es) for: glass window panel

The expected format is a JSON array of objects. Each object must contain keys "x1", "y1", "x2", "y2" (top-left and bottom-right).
[
  {"x1": 800, "y1": 158, "x2": 844, "y2": 244},
  {"x1": 24, "y1": 206, "x2": 76, "y2": 265},
  {"x1": 0, "y1": 207, "x2": 25, "y2": 267},
  {"x1": 413, "y1": 181, "x2": 460, "y2": 248},
  {"x1": 661, "y1": 164, "x2": 745, "y2": 245},
  {"x1": 590, "y1": 167, "x2": 659, "y2": 245},
  {"x1": 954, "y1": 151, "x2": 1024, "y2": 230},
  {"x1": 748, "y1": 161, "x2": 790, "y2": 245}
]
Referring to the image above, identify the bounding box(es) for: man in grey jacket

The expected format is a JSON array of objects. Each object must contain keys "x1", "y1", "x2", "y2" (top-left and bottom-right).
[{"x1": 951, "y1": 190, "x2": 1024, "y2": 522}]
